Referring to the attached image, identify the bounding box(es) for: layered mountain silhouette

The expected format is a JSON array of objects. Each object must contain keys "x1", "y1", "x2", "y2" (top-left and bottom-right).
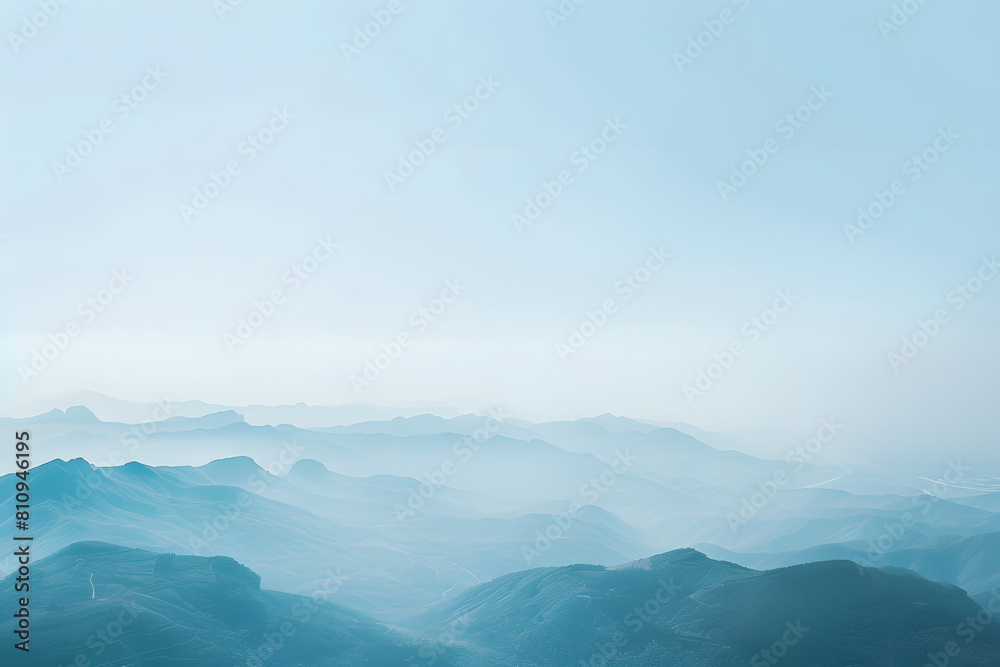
[
  {"x1": 0, "y1": 542, "x2": 461, "y2": 666},
  {"x1": 4, "y1": 543, "x2": 999, "y2": 666},
  {"x1": 4, "y1": 404, "x2": 1000, "y2": 625},
  {"x1": 699, "y1": 531, "x2": 1000, "y2": 608},
  {"x1": 0, "y1": 457, "x2": 655, "y2": 620},
  {"x1": 412, "y1": 548, "x2": 1000, "y2": 666},
  {"x1": 3, "y1": 401, "x2": 999, "y2": 664}
]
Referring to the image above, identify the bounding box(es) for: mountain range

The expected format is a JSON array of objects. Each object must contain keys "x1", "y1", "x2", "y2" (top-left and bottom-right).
[
  {"x1": 2, "y1": 396, "x2": 999, "y2": 664},
  {"x1": 4, "y1": 542, "x2": 999, "y2": 666}
]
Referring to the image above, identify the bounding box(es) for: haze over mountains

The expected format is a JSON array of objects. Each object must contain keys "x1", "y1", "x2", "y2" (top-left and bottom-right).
[
  {"x1": 413, "y1": 548, "x2": 1000, "y2": 666},
  {"x1": 5, "y1": 543, "x2": 1000, "y2": 666},
  {"x1": 3, "y1": 394, "x2": 999, "y2": 664},
  {"x1": 0, "y1": 542, "x2": 449, "y2": 666},
  {"x1": 5, "y1": 0, "x2": 994, "y2": 664}
]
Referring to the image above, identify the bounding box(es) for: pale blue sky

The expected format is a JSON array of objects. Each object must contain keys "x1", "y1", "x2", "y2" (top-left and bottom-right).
[{"x1": 2, "y1": 0, "x2": 998, "y2": 460}]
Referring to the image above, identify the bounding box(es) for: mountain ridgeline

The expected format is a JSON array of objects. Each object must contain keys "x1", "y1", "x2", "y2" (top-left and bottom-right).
[
  {"x1": 3, "y1": 400, "x2": 1000, "y2": 665},
  {"x1": 3, "y1": 543, "x2": 1000, "y2": 666}
]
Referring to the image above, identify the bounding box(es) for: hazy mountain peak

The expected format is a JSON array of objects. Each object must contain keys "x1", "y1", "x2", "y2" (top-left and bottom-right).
[
  {"x1": 35, "y1": 457, "x2": 99, "y2": 479},
  {"x1": 64, "y1": 405, "x2": 100, "y2": 421},
  {"x1": 50, "y1": 540, "x2": 135, "y2": 559},
  {"x1": 609, "y1": 547, "x2": 716, "y2": 571},
  {"x1": 582, "y1": 413, "x2": 659, "y2": 433},
  {"x1": 197, "y1": 456, "x2": 265, "y2": 476},
  {"x1": 28, "y1": 406, "x2": 100, "y2": 422},
  {"x1": 118, "y1": 460, "x2": 157, "y2": 473},
  {"x1": 656, "y1": 546, "x2": 713, "y2": 562},
  {"x1": 288, "y1": 458, "x2": 330, "y2": 477},
  {"x1": 163, "y1": 410, "x2": 246, "y2": 428}
]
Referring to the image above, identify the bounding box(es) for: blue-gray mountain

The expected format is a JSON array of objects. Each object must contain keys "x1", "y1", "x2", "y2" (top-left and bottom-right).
[
  {"x1": 0, "y1": 542, "x2": 460, "y2": 666},
  {"x1": 3, "y1": 399, "x2": 999, "y2": 664},
  {"x1": 4, "y1": 405, "x2": 1000, "y2": 625},
  {"x1": 414, "y1": 548, "x2": 1000, "y2": 665},
  {"x1": 4, "y1": 543, "x2": 999, "y2": 666}
]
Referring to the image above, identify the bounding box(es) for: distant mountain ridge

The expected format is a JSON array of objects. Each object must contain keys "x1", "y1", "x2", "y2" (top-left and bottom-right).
[{"x1": 5, "y1": 403, "x2": 999, "y2": 646}]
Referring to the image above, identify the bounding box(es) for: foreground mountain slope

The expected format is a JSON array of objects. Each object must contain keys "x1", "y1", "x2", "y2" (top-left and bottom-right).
[
  {"x1": 4, "y1": 541, "x2": 997, "y2": 666},
  {"x1": 412, "y1": 548, "x2": 1000, "y2": 666},
  {"x1": 0, "y1": 542, "x2": 463, "y2": 666}
]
